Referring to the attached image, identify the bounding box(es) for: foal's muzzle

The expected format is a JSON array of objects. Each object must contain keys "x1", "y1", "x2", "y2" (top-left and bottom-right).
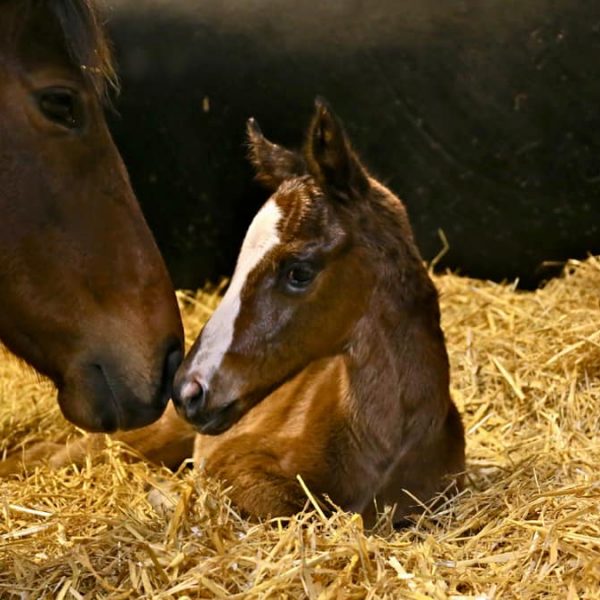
[{"x1": 172, "y1": 375, "x2": 244, "y2": 435}]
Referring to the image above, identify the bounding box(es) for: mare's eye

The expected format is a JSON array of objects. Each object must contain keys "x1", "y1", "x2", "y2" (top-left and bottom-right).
[
  {"x1": 284, "y1": 262, "x2": 318, "y2": 292},
  {"x1": 36, "y1": 87, "x2": 82, "y2": 130}
]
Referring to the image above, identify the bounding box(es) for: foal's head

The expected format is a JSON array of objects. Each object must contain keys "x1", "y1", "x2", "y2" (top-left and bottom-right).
[{"x1": 174, "y1": 100, "x2": 428, "y2": 434}]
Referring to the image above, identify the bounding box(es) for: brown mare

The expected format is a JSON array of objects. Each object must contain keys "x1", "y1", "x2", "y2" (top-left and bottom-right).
[
  {"x1": 16, "y1": 100, "x2": 465, "y2": 525},
  {"x1": 0, "y1": 1, "x2": 183, "y2": 432}
]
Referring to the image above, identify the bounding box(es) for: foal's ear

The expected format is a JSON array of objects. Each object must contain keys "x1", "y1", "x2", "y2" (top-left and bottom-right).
[
  {"x1": 246, "y1": 118, "x2": 306, "y2": 191},
  {"x1": 304, "y1": 98, "x2": 369, "y2": 202}
]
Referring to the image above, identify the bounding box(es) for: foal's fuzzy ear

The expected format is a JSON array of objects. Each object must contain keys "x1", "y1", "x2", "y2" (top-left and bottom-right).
[
  {"x1": 246, "y1": 118, "x2": 306, "y2": 191},
  {"x1": 304, "y1": 98, "x2": 369, "y2": 202}
]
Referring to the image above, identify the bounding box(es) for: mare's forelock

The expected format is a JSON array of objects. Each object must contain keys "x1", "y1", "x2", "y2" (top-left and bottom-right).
[{"x1": 7, "y1": 0, "x2": 118, "y2": 101}]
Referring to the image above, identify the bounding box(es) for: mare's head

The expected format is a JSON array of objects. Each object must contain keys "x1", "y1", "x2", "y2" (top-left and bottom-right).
[
  {"x1": 0, "y1": 1, "x2": 183, "y2": 432},
  {"x1": 174, "y1": 99, "x2": 431, "y2": 434}
]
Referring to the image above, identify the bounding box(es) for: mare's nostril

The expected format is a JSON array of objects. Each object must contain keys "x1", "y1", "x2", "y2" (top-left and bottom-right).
[
  {"x1": 165, "y1": 346, "x2": 183, "y2": 381},
  {"x1": 161, "y1": 343, "x2": 183, "y2": 403}
]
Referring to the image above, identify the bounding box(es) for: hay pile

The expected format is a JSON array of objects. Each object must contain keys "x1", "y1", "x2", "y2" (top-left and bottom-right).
[{"x1": 1, "y1": 257, "x2": 599, "y2": 598}]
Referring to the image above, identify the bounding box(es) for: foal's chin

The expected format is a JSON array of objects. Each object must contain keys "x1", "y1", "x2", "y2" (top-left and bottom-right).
[
  {"x1": 188, "y1": 379, "x2": 290, "y2": 436},
  {"x1": 189, "y1": 397, "x2": 251, "y2": 436}
]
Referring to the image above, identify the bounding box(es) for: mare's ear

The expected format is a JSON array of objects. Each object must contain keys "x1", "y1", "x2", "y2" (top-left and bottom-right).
[
  {"x1": 246, "y1": 118, "x2": 306, "y2": 191},
  {"x1": 304, "y1": 97, "x2": 369, "y2": 202}
]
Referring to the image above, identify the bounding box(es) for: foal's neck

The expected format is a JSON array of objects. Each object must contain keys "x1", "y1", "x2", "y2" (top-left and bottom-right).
[{"x1": 345, "y1": 258, "x2": 451, "y2": 457}]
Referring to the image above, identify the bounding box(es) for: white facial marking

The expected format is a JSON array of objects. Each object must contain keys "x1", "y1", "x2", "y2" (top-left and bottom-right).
[{"x1": 188, "y1": 199, "x2": 282, "y2": 384}]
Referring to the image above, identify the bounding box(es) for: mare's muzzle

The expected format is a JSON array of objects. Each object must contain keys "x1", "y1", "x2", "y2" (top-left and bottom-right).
[{"x1": 58, "y1": 339, "x2": 182, "y2": 432}]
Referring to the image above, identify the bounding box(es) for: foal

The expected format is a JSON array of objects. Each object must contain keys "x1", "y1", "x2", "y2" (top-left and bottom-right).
[{"x1": 169, "y1": 99, "x2": 465, "y2": 523}]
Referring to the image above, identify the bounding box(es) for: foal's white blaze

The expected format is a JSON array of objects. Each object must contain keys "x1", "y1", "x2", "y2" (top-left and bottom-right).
[{"x1": 186, "y1": 199, "x2": 282, "y2": 387}]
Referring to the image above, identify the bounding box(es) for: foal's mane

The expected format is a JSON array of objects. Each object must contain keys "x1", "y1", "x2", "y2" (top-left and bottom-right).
[{"x1": 20, "y1": 0, "x2": 118, "y2": 100}]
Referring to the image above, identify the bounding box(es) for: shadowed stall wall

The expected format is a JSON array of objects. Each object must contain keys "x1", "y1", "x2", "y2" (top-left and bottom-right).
[{"x1": 101, "y1": 0, "x2": 600, "y2": 289}]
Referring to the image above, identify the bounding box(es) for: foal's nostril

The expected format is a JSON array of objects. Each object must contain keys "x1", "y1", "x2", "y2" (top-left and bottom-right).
[{"x1": 173, "y1": 377, "x2": 208, "y2": 421}]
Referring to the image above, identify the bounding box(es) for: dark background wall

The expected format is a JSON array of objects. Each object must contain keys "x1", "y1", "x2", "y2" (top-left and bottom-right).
[{"x1": 101, "y1": 0, "x2": 600, "y2": 289}]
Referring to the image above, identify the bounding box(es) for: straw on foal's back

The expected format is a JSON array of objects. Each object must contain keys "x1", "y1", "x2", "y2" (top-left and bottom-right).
[{"x1": 170, "y1": 100, "x2": 465, "y2": 523}]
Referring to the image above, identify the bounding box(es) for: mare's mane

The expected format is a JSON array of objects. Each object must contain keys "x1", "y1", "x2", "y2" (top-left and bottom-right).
[{"x1": 15, "y1": 0, "x2": 118, "y2": 100}]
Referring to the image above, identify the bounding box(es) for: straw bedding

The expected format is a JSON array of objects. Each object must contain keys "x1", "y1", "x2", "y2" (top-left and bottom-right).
[{"x1": 1, "y1": 257, "x2": 598, "y2": 598}]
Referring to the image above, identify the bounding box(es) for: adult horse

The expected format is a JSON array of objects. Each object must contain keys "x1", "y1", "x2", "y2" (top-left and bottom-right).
[{"x1": 0, "y1": 1, "x2": 183, "y2": 432}]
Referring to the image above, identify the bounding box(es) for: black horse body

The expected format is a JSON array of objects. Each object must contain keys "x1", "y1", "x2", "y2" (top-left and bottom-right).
[{"x1": 102, "y1": 0, "x2": 600, "y2": 289}]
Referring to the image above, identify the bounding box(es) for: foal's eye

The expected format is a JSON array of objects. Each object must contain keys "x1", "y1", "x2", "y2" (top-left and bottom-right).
[
  {"x1": 35, "y1": 87, "x2": 82, "y2": 130},
  {"x1": 284, "y1": 262, "x2": 318, "y2": 292}
]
